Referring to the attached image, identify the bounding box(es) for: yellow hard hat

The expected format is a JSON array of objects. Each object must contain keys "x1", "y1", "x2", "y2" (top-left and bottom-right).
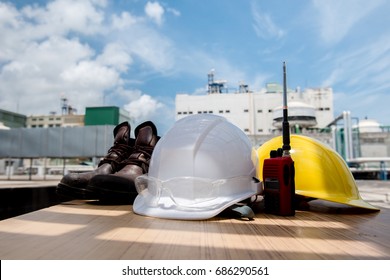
[{"x1": 257, "y1": 135, "x2": 379, "y2": 211}]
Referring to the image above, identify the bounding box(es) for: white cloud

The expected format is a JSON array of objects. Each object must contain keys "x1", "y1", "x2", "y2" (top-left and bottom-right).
[
  {"x1": 0, "y1": 0, "x2": 178, "y2": 117},
  {"x1": 124, "y1": 94, "x2": 163, "y2": 122},
  {"x1": 312, "y1": 0, "x2": 385, "y2": 45},
  {"x1": 251, "y1": 2, "x2": 284, "y2": 40},
  {"x1": 0, "y1": 2, "x2": 20, "y2": 28},
  {"x1": 111, "y1": 11, "x2": 138, "y2": 30},
  {"x1": 0, "y1": 0, "x2": 284, "y2": 131},
  {"x1": 319, "y1": 31, "x2": 390, "y2": 123},
  {"x1": 97, "y1": 43, "x2": 133, "y2": 72},
  {"x1": 320, "y1": 35, "x2": 390, "y2": 89},
  {"x1": 0, "y1": 34, "x2": 104, "y2": 114},
  {"x1": 112, "y1": 87, "x2": 144, "y2": 102},
  {"x1": 106, "y1": 88, "x2": 174, "y2": 134},
  {"x1": 145, "y1": 1, "x2": 164, "y2": 26},
  {"x1": 0, "y1": 0, "x2": 106, "y2": 63},
  {"x1": 60, "y1": 60, "x2": 120, "y2": 90},
  {"x1": 167, "y1": 7, "x2": 180, "y2": 17},
  {"x1": 123, "y1": 26, "x2": 175, "y2": 73},
  {"x1": 21, "y1": 0, "x2": 105, "y2": 38}
]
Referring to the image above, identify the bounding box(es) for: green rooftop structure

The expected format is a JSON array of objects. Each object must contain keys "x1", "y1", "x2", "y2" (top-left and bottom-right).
[{"x1": 84, "y1": 106, "x2": 131, "y2": 126}]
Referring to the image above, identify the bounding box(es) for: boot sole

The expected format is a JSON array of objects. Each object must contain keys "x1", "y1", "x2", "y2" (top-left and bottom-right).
[
  {"x1": 86, "y1": 175, "x2": 138, "y2": 204},
  {"x1": 57, "y1": 183, "x2": 98, "y2": 200}
]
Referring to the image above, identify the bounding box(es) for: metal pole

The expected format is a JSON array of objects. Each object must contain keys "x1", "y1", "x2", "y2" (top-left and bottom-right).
[
  {"x1": 343, "y1": 111, "x2": 353, "y2": 161},
  {"x1": 29, "y1": 158, "x2": 32, "y2": 181},
  {"x1": 380, "y1": 161, "x2": 387, "y2": 181},
  {"x1": 282, "y1": 62, "x2": 291, "y2": 156}
]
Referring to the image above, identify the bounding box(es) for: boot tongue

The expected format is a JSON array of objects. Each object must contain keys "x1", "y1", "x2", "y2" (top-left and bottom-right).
[
  {"x1": 128, "y1": 126, "x2": 156, "y2": 165},
  {"x1": 98, "y1": 122, "x2": 131, "y2": 169},
  {"x1": 113, "y1": 122, "x2": 130, "y2": 145},
  {"x1": 124, "y1": 122, "x2": 159, "y2": 172},
  {"x1": 135, "y1": 126, "x2": 155, "y2": 147}
]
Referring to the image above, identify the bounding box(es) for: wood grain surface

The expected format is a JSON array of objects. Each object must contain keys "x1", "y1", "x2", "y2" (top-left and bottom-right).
[{"x1": 0, "y1": 199, "x2": 388, "y2": 260}]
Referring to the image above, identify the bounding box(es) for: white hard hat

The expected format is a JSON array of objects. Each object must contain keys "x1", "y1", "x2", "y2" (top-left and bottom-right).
[{"x1": 133, "y1": 114, "x2": 261, "y2": 220}]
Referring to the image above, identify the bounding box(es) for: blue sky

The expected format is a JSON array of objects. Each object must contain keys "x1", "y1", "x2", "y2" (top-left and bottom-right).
[{"x1": 1, "y1": 0, "x2": 389, "y2": 134}]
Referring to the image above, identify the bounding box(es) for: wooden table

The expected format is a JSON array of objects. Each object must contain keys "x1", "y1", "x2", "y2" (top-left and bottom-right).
[{"x1": 0, "y1": 199, "x2": 389, "y2": 260}]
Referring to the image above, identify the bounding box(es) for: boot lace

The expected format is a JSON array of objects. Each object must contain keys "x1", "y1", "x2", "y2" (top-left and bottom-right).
[
  {"x1": 118, "y1": 145, "x2": 155, "y2": 173},
  {"x1": 98, "y1": 143, "x2": 132, "y2": 170}
]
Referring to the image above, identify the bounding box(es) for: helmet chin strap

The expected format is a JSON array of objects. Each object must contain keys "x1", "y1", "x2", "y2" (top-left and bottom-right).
[{"x1": 227, "y1": 205, "x2": 255, "y2": 220}]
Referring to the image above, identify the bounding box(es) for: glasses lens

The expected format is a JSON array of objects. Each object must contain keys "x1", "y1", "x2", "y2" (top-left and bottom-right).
[
  {"x1": 135, "y1": 175, "x2": 254, "y2": 209},
  {"x1": 162, "y1": 177, "x2": 223, "y2": 207},
  {"x1": 135, "y1": 175, "x2": 160, "y2": 206}
]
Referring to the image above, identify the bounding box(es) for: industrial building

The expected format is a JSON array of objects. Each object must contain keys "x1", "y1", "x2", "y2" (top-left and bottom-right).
[
  {"x1": 176, "y1": 71, "x2": 333, "y2": 134},
  {"x1": 175, "y1": 71, "x2": 390, "y2": 161},
  {"x1": 25, "y1": 106, "x2": 131, "y2": 128},
  {"x1": 0, "y1": 108, "x2": 26, "y2": 128},
  {"x1": 26, "y1": 114, "x2": 84, "y2": 128}
]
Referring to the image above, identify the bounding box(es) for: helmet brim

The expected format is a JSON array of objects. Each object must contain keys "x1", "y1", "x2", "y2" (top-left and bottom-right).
[{"x1": 133, "y1": 189, "x2": 257, "y2": 220}]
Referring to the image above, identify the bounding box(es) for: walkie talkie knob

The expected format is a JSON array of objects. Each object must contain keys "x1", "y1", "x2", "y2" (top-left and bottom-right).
[{"x1": 270, "y1": 150, "x2": 278, "y2": 158}]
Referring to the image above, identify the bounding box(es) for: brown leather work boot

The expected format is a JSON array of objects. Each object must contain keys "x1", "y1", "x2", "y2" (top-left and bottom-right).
[
  {"x1": 87, "y1": 121, "x2": 159, "y2": 204},
  {"x1": 56, "y1": 121, "x2": 134, "y2": 200}
]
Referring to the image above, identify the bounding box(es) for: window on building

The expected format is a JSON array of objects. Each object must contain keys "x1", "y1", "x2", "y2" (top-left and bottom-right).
[
  {"x1": 257, "y1": 110, "x2": 262, "y2": 113},
  {"x1": 225, "y1": 110, "x2": 230, "y2": 113},
  {"x1": 177, "y1": 112, "x2": 182, "y2": 115},
  {"x1": 219, "y1": 110, "x2": 223, "y2": 113},
  {"x1": 268, "y1": 109, "x2": 272, "y2": 113},
  {"x1": 244, "y1": 109, "x2": 249, "y2": 113}
]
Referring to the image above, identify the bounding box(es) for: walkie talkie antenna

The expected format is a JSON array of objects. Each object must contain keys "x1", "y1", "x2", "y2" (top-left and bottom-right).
[{"x1": 282, "y1": 61, "x2": 291, "y2": 156}]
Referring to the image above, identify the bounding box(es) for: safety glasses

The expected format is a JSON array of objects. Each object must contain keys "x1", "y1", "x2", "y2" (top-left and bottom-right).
[{"x1": 135, "y1": 174, "x2": 254, "y2": 209}]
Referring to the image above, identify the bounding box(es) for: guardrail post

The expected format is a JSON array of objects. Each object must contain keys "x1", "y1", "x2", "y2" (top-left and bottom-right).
[{"x1": 380, "y1": 161, "x2": 387, "y2": 181}]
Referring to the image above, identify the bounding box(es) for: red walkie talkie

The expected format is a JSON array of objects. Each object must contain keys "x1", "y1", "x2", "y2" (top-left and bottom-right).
[{"x1": 262, "y1": 62, "x2": 295, "y2": 216}]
